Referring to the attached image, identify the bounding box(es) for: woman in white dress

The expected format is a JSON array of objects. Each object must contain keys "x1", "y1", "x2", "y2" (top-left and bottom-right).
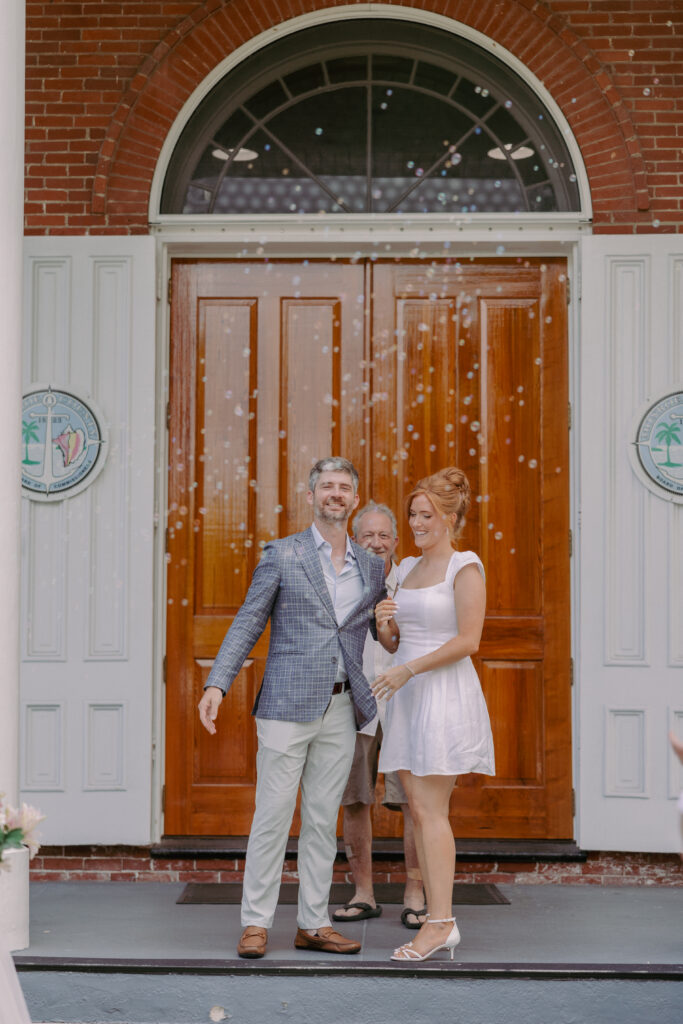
[{"x1": 372, "y1": 467, "x2": 494, "y2": 962}]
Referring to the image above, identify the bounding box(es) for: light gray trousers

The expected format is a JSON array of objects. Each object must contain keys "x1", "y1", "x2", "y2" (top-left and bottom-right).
[{"x1": 241, "y1": 691, "x2": 356, "y2": 930}]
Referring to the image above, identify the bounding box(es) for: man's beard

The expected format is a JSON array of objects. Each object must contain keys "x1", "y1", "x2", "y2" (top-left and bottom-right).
[{"x1": 315, "y1": 498, "x2": 351, "y2": 524}]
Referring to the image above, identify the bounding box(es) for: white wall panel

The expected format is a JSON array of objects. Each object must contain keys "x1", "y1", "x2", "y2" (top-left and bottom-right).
[
  {"x1": 579, "y1": 235, "x2": 683, "y2": 852},
  {"x1": 670, "y1": 508, "x2": 683, "y2": 666},
  {"x1": 24, "y1": 500, "x2": 67, "y2": 660},
  {"x1": 671, "y1": 258, "x2": 683, "y2": 381},
  {"x1": 21, "y1": 703, "x2": 64, "y2": 791},
  {"x1": 604, "y1": 260, "x2": 647, "y2": 664},
  {"x1": 667, "y1": 261, "x2": 683, "y2": 667},
  {"x1": 604, "y1": 707, "x2": 647, "y2": 798},
  {"x1": 84, "y1": 702, "x2": 126, "y2": 790},
  {"x1": 668, "y1": 708, "x2": 683, "y2": 800},
  {"x1": 27, "y1": 258, "x2": 71, "y2": 383},
  {"x1": 87, "y1": 259, "x2": 131, "y2": 659},
  {"x1": 21, "y1": 236, "x2": 155, "y2": 843}
]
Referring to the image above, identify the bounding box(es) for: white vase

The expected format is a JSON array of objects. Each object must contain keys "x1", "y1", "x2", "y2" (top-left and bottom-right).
[{"x1": 0, "y1": 846, "x2": 30, "y2": 951}]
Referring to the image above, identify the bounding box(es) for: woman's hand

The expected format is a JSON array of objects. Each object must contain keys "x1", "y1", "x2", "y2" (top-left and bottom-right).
[
  {"x1": 371, "y1": 664, "x2": 414, "y2": 701},
  {"x1": 375, "y1": 598, "x2": 398, "y2": 628},
  {"x1": 374, "y1": 597, "x2": 400, "y2": 652}
]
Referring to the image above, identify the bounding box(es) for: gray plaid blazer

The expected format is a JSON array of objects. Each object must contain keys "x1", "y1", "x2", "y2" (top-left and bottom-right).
[{"x1": 205, "y1": 526, "x2": 387, "y2": 728}]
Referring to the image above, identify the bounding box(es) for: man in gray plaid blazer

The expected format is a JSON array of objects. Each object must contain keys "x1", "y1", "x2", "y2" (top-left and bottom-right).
[{"x1": 198, "y1": 457, "x2": 386, "y2": 959}]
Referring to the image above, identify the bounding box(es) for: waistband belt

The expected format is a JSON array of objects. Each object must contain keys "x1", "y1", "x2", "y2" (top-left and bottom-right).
[{"x1": 331, "y1": 680, "x2": 351, "y2": 695}]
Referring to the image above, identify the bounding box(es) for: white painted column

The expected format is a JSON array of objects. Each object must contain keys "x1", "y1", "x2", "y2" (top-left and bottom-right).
[{"x1": 0, "y1": 0, "x2": 25, "y2": 803}]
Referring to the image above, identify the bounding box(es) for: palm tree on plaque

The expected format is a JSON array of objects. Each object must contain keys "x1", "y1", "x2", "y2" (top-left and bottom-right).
[
  {"x1": 21, "y1": 419, "x2": 41, "y2": 465},
  {"x1": 655, "y1": 421, "x2": 682, "y2": 468}
]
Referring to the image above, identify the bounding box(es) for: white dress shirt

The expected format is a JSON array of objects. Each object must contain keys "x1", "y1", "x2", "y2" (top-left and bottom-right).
[{"x1": 311, "y1": 523, "x2": 364, "y2": 682}]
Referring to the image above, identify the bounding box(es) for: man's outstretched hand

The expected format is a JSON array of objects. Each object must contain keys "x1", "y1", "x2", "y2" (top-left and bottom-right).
[{"x1": 198, "y1": 686, "x2": 223, "y2": 734}]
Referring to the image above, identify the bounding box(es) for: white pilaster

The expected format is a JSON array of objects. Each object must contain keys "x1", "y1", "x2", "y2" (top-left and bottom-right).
[{"x1": 0, "y1": 2, "x2": 24, "y2": 802}]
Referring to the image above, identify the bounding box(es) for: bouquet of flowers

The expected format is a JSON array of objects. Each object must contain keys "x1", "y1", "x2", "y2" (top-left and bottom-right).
[{"x1": 0, "y1": 793, "x2": 44, "y2": 869}]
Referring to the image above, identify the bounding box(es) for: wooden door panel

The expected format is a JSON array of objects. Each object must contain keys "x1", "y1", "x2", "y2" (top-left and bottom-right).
[
  {"x1": 478, "y1": 617, "x2": 544, "y2": 657},
  {"x1": 371, "y1": 274, "x2": 458, "y2": 517},
  {"x1": 369, "y1": 261, "x2": 571, "y2": 839},
  {"x1": 479, "y1": 661, "x2": 544, "y2": 787},
  {"x1": 196, "y1": 298, "x2": 258, "y2": 612},
  {"x1": 194, "y1": 661, "x2": 260, "y2": 785},
  {"x1": 478, "y1": 297, "x2": 543, "y2": 615},
  {"x1": 166, "y1": 257, "x2": 571, "y2": 841},
  {"x1": 166, "y1": 261, "x2": 366, "y2": 835},
  {"x1": 280, "y1": 297, "x2": 343, "y2": 534}
]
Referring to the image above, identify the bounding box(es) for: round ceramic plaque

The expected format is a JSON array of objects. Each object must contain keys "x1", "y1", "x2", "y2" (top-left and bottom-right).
[
  {"x1": 22, "y1": 385, "x2": 108, "y2": 500},
  {"x1": 629, "y1": 389, "x2": 683, "y2": 503}
]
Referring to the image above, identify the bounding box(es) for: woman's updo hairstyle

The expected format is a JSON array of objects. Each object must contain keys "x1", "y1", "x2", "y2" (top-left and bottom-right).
[{"x1": 405, "y1": 467, "x2": 471, "y2": 541}]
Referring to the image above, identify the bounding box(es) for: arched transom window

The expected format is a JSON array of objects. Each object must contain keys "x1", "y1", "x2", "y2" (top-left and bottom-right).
[{"x1": 161, "y1": 21, "x2": 581, "y2": 216}]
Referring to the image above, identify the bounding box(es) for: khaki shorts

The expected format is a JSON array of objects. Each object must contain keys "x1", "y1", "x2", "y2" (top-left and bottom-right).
[{"x1": 341, "y1": 725, "x2": 407, "y2": 810}]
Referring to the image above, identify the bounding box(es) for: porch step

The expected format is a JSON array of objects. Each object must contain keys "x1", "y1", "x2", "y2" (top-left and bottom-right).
[
  {"x1": 151, "y1": 836, "x2": 587, "y2": 862},
  {"x1": 17, "y1": 881, "x2": 683, "y2": 1024},
  {"x1": 16, "y1": 956, "x2": 683, "y2": 1024}
]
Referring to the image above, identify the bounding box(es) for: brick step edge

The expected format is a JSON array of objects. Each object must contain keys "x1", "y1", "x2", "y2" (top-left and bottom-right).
[{"x1": 149, "y1": 838, "x2": 587, "y2": 863}]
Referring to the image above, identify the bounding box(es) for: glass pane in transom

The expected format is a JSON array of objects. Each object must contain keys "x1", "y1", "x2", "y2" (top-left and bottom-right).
[{"x1": 212, "y1": 129, "x2": 344, "y2": 214}]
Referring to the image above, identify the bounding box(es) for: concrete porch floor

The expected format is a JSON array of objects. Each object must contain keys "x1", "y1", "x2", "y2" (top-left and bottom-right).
[{"x1": 15, "y1": 881, "x2": 683, "y2": 1024}]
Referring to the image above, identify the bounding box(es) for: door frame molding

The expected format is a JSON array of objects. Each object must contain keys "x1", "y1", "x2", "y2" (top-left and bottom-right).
[{"x1": 150, "y1": 228, "x2": 584, "y2": 842}]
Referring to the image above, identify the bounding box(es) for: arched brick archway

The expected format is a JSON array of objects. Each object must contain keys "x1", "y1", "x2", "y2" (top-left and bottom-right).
[{"x1": 93, "y1": 0, "x2": 648, "y2": 229}]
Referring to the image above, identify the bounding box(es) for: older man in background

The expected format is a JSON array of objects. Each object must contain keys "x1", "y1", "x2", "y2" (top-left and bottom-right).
[{"x1": 333, "y1": 502, "x2": 426, "y2": 929}]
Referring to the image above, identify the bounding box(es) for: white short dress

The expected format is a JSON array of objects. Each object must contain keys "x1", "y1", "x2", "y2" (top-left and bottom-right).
[{"x1": 378, "y1": 550, "x2": 495, "y2": 778}]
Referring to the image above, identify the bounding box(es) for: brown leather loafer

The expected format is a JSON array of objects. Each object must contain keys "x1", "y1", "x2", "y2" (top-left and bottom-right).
[
  {"x1": 294, "y1": 926, "x2": 361, "y2": 955},
  {"x1": 237, "y1": 925, "x2": 268, "y2": 958}
]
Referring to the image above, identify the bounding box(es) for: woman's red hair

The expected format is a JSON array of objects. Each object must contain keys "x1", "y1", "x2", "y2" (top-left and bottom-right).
[{"x1": 405, "y1": 467, "x2": 471, "y2": 541}]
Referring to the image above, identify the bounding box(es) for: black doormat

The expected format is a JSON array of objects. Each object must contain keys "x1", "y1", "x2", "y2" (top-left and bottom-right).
[{"x1": 177, "y1": 881, "x2": 509, "y2": 906}]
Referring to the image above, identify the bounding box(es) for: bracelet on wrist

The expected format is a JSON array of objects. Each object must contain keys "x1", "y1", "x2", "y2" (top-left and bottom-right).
[{"x1": 405, "y1": 663, "x2": 416, "y2": 677}]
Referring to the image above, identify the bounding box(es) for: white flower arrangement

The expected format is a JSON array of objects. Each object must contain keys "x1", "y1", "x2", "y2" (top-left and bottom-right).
[{"x1": 0, "y1": 793, "x2": 44, "y2": 869}]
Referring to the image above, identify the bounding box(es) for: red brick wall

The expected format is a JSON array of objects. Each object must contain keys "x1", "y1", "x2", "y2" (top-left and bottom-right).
[
  {"x1": 29, "y1": 847, "x2": 683, "y2": 886},
  {"x1": 25, "y1": 1, "x2": 682, "y2": 235}
]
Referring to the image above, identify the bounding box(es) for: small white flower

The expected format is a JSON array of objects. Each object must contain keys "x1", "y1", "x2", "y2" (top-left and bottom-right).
[{"x1": 1, "y1": 797, "x2": 45, "y2": 860}]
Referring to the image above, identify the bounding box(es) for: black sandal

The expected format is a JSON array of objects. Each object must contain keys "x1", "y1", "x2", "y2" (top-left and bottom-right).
[
  {"x1": 332, "y1": 901, "x2": 382, "y2": 921},
  {"x1": 400, "y1": 906, "x2": 428, "y2": 929}
]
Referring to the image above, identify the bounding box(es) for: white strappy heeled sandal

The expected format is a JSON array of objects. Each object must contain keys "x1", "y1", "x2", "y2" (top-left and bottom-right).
[{"x1": 390, "y1": 916, "x2": 461, "y2": 962}]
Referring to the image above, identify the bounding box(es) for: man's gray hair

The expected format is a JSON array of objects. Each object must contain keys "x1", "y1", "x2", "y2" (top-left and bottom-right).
[
  {"x1": 352, "y1": 501, "x2": 398, "y2": 539},
  {"x1": 308, "y1": 457, "x2": 359, "y2": 493}
]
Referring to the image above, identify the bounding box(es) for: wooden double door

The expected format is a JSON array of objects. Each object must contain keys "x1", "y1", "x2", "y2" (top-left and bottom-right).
[{"x1": 165, "y1": 258, "x2": 572, "y2": 840}]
